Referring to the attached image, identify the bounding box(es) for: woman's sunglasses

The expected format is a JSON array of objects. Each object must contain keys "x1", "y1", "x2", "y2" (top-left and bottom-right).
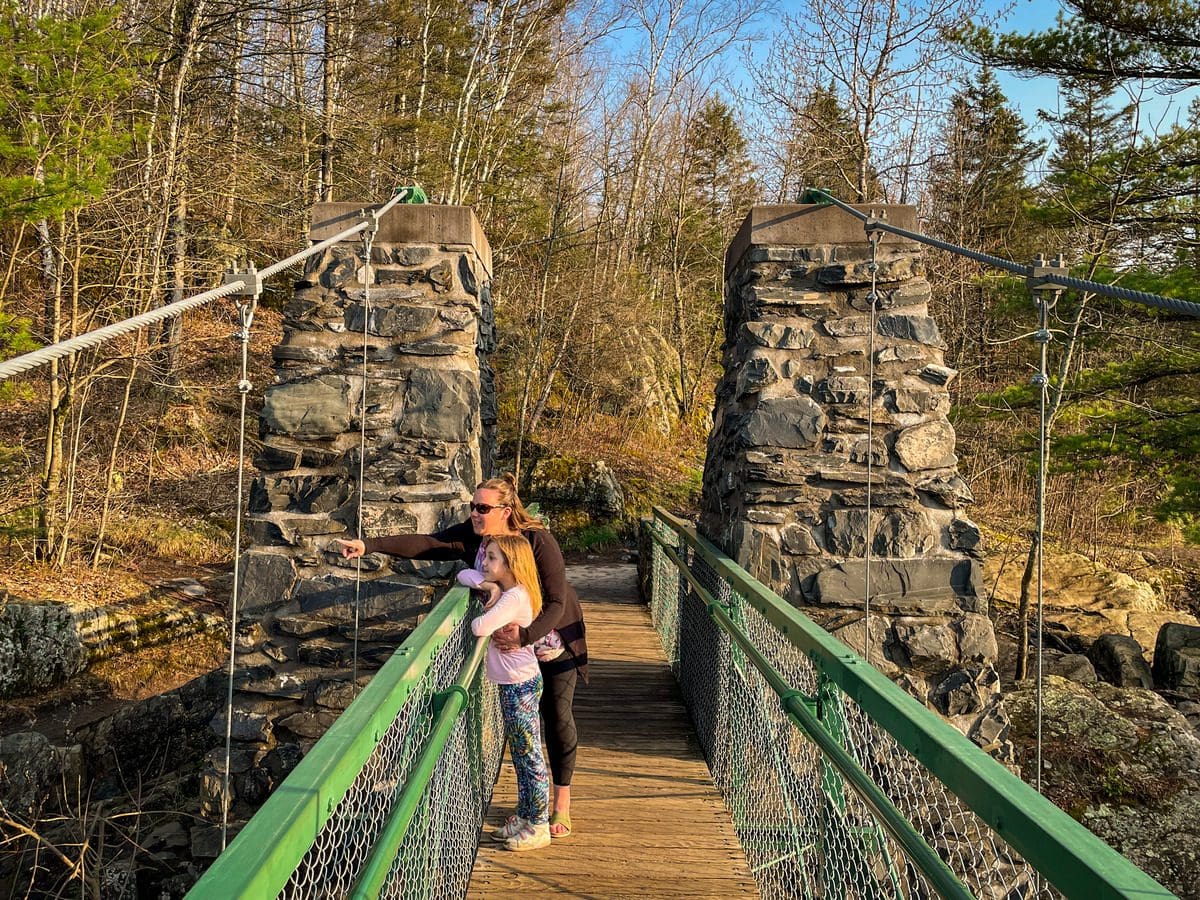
[{"x1": 470, "y1": 502, "x2": 508, "y2": 515}]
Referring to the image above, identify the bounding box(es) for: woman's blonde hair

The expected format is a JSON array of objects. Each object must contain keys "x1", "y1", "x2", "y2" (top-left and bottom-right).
[
  {"x1": 477, "y1": 472, "x2": 545, "y2": 532},
  {"x1": 487, "y1": 533, "x2": 542, "y2": 618}
]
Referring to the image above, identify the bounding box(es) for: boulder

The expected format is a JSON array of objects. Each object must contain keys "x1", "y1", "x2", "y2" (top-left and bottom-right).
[
  {"x1": 967, "y1": 695, "x2": 1013, "y2": 758},
  {"x1": 1157, "y1": 648, "x2": 1200, "y2": 696},
  {"x1": 826, "y1": 614, "x2": 900, "y2": 677},
  {"x1": 1004, "y1": 677, "x2": 1200, "y2": 898},
  {"x1": 0, "y1": 600, "x2": 86, "y2": 697},
  {"x1": 1087, "y1": 634, "x2": 1153, "y2": 689},
  {"x1": 892, "y1": 618, "x2": 958, "y2": 675},
  {"x1": 953, "y1": 613, "x2": 998, "y2": 664},
  {"x1": 930, "y1": 664, "x2": 1000, "y2": 718},
  {"x1": 1153, "y1": 623, "x2": 1200, "y2": 694},
  {"x1": 0, "y1": 732, "x2": 62, "y2": 819},
  {"x1": 1049, "y1": 653, "x2": 1098, "y2": 684}
]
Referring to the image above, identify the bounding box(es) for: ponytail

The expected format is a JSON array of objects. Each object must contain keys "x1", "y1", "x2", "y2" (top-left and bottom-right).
[{"x1": 477, "y1": 472, "x2": 546, "y2": 532}]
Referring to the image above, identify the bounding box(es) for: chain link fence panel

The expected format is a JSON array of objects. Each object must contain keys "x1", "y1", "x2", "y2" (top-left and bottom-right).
[
  {"x1": 280, "y1": 615, "x2": 502, "y2": 899},
  {"x1": 645, "y1": 518, "x2": 1055, "y2": 900}
]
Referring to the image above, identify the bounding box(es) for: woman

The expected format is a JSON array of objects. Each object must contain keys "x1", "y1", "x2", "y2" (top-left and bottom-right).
[{"x1": 336, "y1": 473, "x2": 585, "y2": 838}]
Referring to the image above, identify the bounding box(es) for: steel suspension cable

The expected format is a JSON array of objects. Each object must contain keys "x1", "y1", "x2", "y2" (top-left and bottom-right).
[
  {"x1": 863, "y1": 229, "x2": 882, "y2": 666},
  {"x1": 0, "y1": 281, "x2": 248, "y2": 381},
  {"x1": 221, "y1": 293, "x2": 258, "y2": 851},
  {"x1": 351, "y1": 220, "x2": 377, "y2": 687},
  {"x1": 803, "y1": 188, "x2": 1200, "y2": 318}
]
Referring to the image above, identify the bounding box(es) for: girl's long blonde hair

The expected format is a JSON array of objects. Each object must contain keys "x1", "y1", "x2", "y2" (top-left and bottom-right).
[
  {"x1": 477, "y1": 473, "x2": 545, "y2": 532},
  {"x1": 487, "y1": 533, "x2": 542, "y2": 618}
]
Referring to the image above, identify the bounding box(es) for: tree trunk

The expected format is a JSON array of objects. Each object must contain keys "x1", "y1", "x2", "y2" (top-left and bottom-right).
[
  {"x1": 1013, "y1": 532, "x2": 1038, "y2": 680},
  {"x1": 161, "y1": 180, "x2": 187, "y2": 386}
]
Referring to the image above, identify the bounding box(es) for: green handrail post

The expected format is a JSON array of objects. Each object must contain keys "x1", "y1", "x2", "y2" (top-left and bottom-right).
[{"x1": 651, "y1": 507, "x2": 1177, "y2": 900}]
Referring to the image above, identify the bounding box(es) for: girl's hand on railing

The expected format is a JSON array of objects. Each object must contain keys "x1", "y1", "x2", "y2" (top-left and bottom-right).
[{"x1": 479, "y1": 581, "x2": 502, "y2": 608}]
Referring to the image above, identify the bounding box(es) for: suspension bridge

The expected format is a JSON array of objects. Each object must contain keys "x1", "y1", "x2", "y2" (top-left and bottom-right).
[{"x1": 3, "y1": 189, "x2": 1198, "y2": 899}]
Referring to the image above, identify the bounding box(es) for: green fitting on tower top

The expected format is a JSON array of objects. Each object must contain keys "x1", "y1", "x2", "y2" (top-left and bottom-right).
[
  {"x1": 396, "y1": 184, "x2": 428, "y2": 203},
  {"x1": 800, "y1": 187, "x2": 833, "y2": 204}
]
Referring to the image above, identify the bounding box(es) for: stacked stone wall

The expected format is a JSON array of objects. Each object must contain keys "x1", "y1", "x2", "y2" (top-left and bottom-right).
[
  {"x1": 702, "y1": 204, "x2": 1002, "y2": 746},
  {"x1": 203, "y1": 203, "x2": 493, "y2": 829}
]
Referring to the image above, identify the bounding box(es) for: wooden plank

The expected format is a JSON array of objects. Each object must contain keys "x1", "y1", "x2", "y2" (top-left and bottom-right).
[{"x1": 468, "y1": 564, "x2": 758, "y2": 898}]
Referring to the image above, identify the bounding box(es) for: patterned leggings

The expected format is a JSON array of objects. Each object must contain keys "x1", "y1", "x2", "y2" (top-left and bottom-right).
[{"x1": 498, "y1": 674, "x2": 549, "y2": 825}]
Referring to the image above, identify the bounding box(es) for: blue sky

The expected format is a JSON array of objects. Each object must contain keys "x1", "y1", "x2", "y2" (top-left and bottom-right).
[{"x1": 984, "y1": 0, "x2": 1198, "y2": 140}]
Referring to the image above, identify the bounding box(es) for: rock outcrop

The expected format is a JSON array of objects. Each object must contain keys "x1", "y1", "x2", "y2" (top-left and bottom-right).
[
  {"x1": 0, "y1": 582, "x2": 222, "y2": 699},
  {"x1": 1005, "y1": 676, "x2": 1200, "y2": 899}
]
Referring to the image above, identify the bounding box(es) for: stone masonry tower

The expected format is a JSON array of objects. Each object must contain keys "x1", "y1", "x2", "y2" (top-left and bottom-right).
[
  {"x1": 701, "y1": 205, "x2": 996, "y2": 705},
  {"x1": 203, "y1": 204, "x2": 494, "y2": 827}
]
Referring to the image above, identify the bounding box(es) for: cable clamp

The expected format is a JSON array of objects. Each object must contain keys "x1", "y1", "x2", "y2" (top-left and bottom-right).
[
  {"x1": 864, "y1": 210, "x2": 887, "y2": 240},
  {"x1": 232, "y1": 294, "x2": 257, "y2": 342},
  {"x1": 1027, "y1": 254, "x2": 1069, "y2": 292},
  {"x1": 1031, "y1": 373, "x2": 1048, "y2": 387},
  {"x1": 224, "y1": 264, "x2": 263, "y2": 299},
  {"x1": 359, "y1": 208, "x2": 380, "y2": 241},
  {"x1": 1033, "y1": 328, "x2": 1051, "y2": 344},
  {"x1": 237, "y1": 379, "x2": 252, "y2": 394}
]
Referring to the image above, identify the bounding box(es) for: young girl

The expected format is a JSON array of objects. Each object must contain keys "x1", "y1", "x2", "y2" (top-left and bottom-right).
[{"x1": 459, "y1": 533, "x2": 551, "y2": 852}]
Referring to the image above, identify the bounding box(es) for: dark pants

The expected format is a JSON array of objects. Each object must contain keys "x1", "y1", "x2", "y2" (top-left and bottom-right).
[{"x1": 539, "y1": 663, "x2": 578, "y2": 787}]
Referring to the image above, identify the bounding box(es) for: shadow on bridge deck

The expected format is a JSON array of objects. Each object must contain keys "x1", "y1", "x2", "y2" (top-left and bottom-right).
[{"x1": 467, "y1": 564, "x2": 758, "y2": 898}]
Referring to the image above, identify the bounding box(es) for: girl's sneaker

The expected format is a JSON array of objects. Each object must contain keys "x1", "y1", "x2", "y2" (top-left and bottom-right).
[
  {"x1": 489, "y1": 815, "x2": 527, "y2": 842},
  {"x1": 504, "y1": 821, "x2": 551, "y2": 852}
]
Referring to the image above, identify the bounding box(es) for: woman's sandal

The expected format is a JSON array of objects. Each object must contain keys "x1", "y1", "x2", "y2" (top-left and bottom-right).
[{"x1": 549, "y1": 811, "x2": 572, "y2": 839}]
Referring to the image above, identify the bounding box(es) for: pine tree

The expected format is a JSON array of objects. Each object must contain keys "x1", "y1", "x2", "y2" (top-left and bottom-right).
[
  {"x1": 955, "y1": 0, "x2": 1200, "y2": 86},
  {"x1": 688, "y1": 96, "x2": 756, "y2": 238},
  {"x1": 0, "y1": 2, "x2": 138, "y2": 561},
  {"x1": 783, "y1": 86, "x2": 881, "y2": 202},
  {"x1": 927, "y1": 69, "x2": 1041, "y2": 257},
  {"x1": 925, "y1": 69, "x2": 1041, "y2": 386}
]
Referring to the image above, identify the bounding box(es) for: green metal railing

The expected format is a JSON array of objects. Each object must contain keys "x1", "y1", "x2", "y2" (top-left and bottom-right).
[
  {"x1": 187, "y1": 585, "x2": 502, "y2": 899},
  {"x1": 646, "y1": 507, "x2": 1176, "y2": 900}
]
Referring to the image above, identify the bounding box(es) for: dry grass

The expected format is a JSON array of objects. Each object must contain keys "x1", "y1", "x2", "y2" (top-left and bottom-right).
[
  {"x1": 0, "y1": 303, "x2": 280, "y2": 575},
  {"x1": 536, "y1": 413, "x2": 707, "y2": 506},
  {"x1": 0, "y1": 560, "x2": 150, "y2": 605}
]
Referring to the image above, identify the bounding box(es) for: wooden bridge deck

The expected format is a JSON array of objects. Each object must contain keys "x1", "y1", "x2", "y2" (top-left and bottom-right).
[{"x1": 467, "y1": 563, "x2": 758, "y2": 899}]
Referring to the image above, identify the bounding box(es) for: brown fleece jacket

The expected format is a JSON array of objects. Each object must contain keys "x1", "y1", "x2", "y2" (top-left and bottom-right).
[{"x1": 364, "y1": 521, "x2": 588, "y2": 682}]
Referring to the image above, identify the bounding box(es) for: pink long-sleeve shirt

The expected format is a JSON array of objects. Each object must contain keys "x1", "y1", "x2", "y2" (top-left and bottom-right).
[{"x1": 460, "y1": 570, "x2": 539, "y2": 684}]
